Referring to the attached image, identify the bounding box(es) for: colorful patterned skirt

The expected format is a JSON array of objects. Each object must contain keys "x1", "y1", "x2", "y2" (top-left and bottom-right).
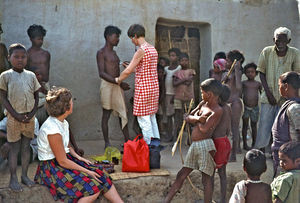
[{"x1": 34, "y1": 153, "x2": 112, "y2": 203}]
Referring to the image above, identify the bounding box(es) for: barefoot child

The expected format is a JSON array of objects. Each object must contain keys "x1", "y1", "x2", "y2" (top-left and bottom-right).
[
  {"x1": 241, "y1": 63, "x2": 262, "y2": 150},
  {"x1": 97, "y1": 25, "x2": 130, "y2": 148},
  {"x1": 164, "y1": 48, "x2": 181, "y2": 142},
  {"x1": 222, "y1": 50, "x2": 245, "y2": 161},
  {"x1": 211, "y1": 85, "x2": 232, "y2": 203},
  {"x1": 27, "y1": 24, "x2": 51, "y2": 125},
  {"x1": 164, "y1": 78, "x2": 224, "y2": 203},
  {"x1": 173, "y1": 53, "x2": 195, "y2": 138},
  {"x1": 0, "y1": 43, "x2": 40, "y2": 191},
  {"x1": 271, "y1": 141, "x2": 300, "y2": 203},
  {"x1": 271, "y1": 71, "x2": 300, "y2": 177},
  {"x1": 229, "y1": 149, "x2": 272, "y2": 203}
]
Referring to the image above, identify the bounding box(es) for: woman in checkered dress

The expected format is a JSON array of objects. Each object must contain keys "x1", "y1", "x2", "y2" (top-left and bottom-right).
[
  {"x1": 34, "y1": 87, "x2": 123, "y2": 203},
  {"x1": 116, "y1": 24, "x2": 160, "y2": 144}
]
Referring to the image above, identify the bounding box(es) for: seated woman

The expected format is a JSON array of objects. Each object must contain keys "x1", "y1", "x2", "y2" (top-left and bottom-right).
[{"x1": 34, "y1": 87, "x2": 123, "y2": 203}]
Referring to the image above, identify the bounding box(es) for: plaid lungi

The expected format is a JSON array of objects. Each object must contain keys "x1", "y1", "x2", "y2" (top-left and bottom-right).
[
  {"x1": 184, "y1": 139, "x2": 216, "y2": 176},
  {"x1": 34, "y1": 153, "x2": 112, "y2": 203}
]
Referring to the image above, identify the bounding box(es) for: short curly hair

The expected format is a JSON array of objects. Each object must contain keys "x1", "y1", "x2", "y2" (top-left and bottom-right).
[
  {"x1": 27, "y1": 24, "x2": 46, "y2": 39},
  {"x1": 45, "y1": 87, "x2": 72, "y2": 117},
  {"x1": 227, "y1": 50, "x2": 245, "y2": 65}
]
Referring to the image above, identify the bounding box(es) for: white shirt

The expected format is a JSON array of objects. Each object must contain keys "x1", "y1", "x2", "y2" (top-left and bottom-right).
[
  {"x1": 164, "y1": 65, "x2": 181, "y2": 95},
  {"x1": 37, "y1": 116, "x2": 70, "y2": 161}
]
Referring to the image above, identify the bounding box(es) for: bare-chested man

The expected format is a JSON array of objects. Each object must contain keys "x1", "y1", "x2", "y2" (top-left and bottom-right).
[
  {"x1": 97, "y1": 25, "x2": 130, "y2": 148},
  {"x1": 222, "y1": 50, "x2": 244, "y2": 162}
]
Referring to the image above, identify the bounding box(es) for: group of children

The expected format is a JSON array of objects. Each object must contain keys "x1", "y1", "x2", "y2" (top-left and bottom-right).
[
  {"x1": 0, "y1": 24, "x2": 50, "y2": 191},
  {"x1": 158, "y1": 48, "x2": 263, "y2": 161},
  {"x1": 156, "y1": 48, "x2": 195, "y2": 143},
  {"x1": 162, "y1": 45, "x2": 300, "y2": 202},
  {"x1": 164, "y1": 74, "x2": 300, "y2": 203},
  {"x1": 0, "y1": 24, "x2": 84, "y2": 192},
  {"x1": 230, "y1": 141, "x2": 300, "y2": 203}
]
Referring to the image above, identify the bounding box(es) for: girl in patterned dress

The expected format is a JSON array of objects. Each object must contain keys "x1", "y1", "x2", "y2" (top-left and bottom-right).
[{"x1": 34, "y1": 87, "x2": 123, "y2": 203}]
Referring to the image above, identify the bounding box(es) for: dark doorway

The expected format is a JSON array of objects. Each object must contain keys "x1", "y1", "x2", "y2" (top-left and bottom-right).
[{"x1": 155, "y1": 19, "x2": 201, "y2": 103}]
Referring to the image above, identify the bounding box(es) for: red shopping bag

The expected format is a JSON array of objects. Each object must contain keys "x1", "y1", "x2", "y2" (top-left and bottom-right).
[{"x1": 122, "y1": 134, "x2": 150, "y2": 172}]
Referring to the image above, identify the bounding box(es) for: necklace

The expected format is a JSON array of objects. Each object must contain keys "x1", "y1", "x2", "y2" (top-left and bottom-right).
[{"x1": 247, "y1": 179, "x2": 262, "y2": 184}]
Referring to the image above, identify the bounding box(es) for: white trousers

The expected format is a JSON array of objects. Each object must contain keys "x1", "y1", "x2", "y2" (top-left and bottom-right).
[{"x1": 137, "y1": 114, "x2": 160, "y2": 145}]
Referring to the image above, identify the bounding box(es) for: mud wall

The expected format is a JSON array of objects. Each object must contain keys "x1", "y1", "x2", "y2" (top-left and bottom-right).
[{"x1": 1, "y1": 0, "x2": 299, "y2": 140}]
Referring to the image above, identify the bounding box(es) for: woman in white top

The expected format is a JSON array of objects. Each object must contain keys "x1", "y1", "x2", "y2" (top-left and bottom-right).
[{"x1": 34, "y1": 87, "x2": 123, "y2": 203}]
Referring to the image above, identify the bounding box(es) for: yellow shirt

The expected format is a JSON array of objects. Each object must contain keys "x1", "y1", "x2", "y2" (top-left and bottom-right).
[{"x1": 257, "y1": 46, "x2": 300, "y2": 104}]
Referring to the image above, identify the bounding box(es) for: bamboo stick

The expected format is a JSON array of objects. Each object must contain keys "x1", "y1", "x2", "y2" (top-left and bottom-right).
[
  {"x1": 171, "y1": 99, "x2": 194, "y2": 156},
  {"x1": 222, "y1": 59, "x2": 237, "y2": 84}
]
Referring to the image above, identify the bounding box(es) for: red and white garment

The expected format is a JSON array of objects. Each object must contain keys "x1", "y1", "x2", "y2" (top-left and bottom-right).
[{"x1": 133, "y1": 43, "x2": 159, "y2": 116}]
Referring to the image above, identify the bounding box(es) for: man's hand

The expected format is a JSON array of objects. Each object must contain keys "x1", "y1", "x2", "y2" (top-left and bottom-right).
[
  {"x1": 13, "y1": 113, "x2": 28, "y2": 123},
  {"x1": 40, "y1": 86, "x2": 48, "y2": 95},
  {"x1": 75, "y1": 148, "x2": 85, "y2": 156},
  {"x1": 222, "y1": 75, "x2": 229, "y2": 84},
  {"x1": 234, "y1": 60, "x2": 241, "y2": 71},
  {"x1": 122, "y1": 61, "x2": 130, "y2": 68},
  {"x1": 183, "y1": 75, "x2": 194, "y2": 85},
  {"x1": 266, "y1": 91, "x2": 277, "y2": 105},
  {"x1": 184, "y1": 80, "x2": 192, "y2": 86},
  {"x1": 183, "y1": 113, "x2": 189, "y2": 121},
  {"x1": 24, "y1": 112, "x2": 35, "y2": 122},
  {"x1": 120, "y1": 82, "x2": 130, "y2": 91}
]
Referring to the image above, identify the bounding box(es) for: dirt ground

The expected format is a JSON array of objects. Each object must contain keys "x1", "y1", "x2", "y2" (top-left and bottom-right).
[{"x1": 0, "y1": 136, "x2": 274, "y2": 203}]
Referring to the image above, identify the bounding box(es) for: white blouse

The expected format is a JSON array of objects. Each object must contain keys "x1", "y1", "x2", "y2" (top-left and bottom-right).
[{"x1": 37, "y1": 116, "x2": 70, "y2": 161}]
